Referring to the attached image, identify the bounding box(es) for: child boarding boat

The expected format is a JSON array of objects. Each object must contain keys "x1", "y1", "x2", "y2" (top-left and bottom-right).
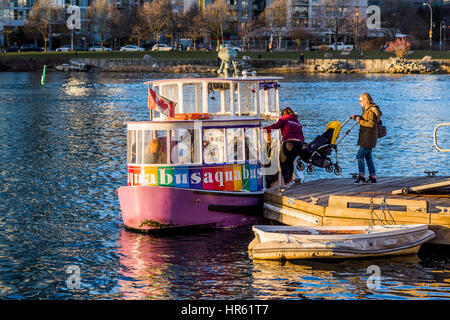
[
  {"x1": 117, "y1": 76, "x2": 283, "y2": 232},
  {"x1": 248, "y1": 224, "x2": 435, "y2": 260}
]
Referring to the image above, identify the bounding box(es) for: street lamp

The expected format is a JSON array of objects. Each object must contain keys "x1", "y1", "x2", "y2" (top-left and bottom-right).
[
  {"x1": 423, "y1": 2, "x2": 433, "y2": 49},
  {"x1": 440, "y1": 21, "x2": 446, "y2": 51}
]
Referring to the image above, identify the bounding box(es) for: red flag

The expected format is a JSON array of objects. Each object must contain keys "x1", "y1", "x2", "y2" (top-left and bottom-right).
[{"x1": 148, "y1": 86, "x2": 176, "y2": 118}]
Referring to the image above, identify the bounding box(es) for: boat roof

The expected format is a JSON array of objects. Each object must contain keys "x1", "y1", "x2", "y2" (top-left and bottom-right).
[{"x1": 145, "y1": 76, "x2": 283, "y2": 86}]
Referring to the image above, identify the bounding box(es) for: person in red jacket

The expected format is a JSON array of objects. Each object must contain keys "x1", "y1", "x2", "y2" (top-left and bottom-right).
[{"x1": 264, "y1": 107, "x2": 305, "y2": 185}]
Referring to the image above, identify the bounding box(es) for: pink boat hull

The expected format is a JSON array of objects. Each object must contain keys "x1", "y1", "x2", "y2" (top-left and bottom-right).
[{"x1": 117, "y1": 186, "x2": 264, "y2": 232}]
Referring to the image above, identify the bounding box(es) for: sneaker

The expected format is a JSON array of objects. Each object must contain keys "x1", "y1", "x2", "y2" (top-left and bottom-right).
[
  {"x1": 367, "y1": 176, "x2": 377, "y2": 183},
  {"x1": 354, "y1": 176, "x2": 366, "y2": 184}
]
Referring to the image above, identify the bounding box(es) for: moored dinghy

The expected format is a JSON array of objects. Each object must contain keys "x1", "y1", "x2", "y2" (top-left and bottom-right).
[{"x1": 248, "y1": 224, "x2": 435, "y2": 260}]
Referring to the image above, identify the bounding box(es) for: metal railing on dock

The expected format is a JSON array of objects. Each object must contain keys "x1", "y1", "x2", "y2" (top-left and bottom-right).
[{"x1": 433, "y1": 123, "x2": 450, "y2": 152}]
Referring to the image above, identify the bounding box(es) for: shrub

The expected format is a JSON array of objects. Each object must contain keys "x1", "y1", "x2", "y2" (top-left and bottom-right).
[{"x1": 385, "y1": 38, "x2": 411, "y2": 60}]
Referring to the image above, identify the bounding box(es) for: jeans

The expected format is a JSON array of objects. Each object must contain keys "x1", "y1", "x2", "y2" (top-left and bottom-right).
[
  {"x1": 280, "y1": 140, "x2": 303, "y2": 184},
  {"x1": 356, "y1": 146, "x2": 376, "y2": 176}
]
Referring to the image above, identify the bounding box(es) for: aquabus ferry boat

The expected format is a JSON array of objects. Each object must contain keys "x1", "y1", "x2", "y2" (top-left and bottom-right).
[{"x1": 117, "y1": 76, "x2": 282, "y2": 232}]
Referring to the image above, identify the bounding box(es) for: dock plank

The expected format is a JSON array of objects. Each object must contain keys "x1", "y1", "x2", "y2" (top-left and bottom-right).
[{"x1": 263, "y1": 176, "x2": 450, "y2": 245}]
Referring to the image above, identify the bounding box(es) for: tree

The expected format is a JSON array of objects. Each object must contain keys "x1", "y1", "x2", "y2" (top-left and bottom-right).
[
  {"x1": 165, "y1": 2, "x2": 183, "y2": 49},
  {"x1": 344, "y1": 7, "x2": 366, "y2": 51},
  {"x1": 323, "y1": 0, "x2": 356, "y2": 50},
  {"x1": 287, "y1": 22, "x2": 310, "y2": 51},
  {"x1": 131, "y1": 5, "x2": 148, "y2": 49},
  {"x1": 203, "y1": 0, "x2": 232, "y2": 50},
  {"x1": 261, "y1": 0, "x2": 287, "y2": 50},
  {"x1": 139, "y1": 0, "x2": 171, "y2": 50},
  {"x1": 186, "y1": 20, "x2": 204, "y2": 51},
  {"x1": 110, "y1": 7, "x2": 134, "y2": 50},
  {"x1": 25, "y1": 0, "x2": 61, "y2": 52},
  {"x1": 239, "y1": 20, "x2": 259, "y2": 52},
  {"x1": 87, "y1": 0, "x2": 116, "y2": 51}
]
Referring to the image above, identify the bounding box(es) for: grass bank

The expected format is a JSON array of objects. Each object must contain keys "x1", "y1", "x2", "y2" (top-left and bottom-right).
[{"x1": 1, "y1": 50, "x2": 449, "y2": 60}]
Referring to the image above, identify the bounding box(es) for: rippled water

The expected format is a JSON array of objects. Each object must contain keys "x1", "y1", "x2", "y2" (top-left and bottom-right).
[{"x1": 0, "y1": 72, "x2": 449, "y2": 300}]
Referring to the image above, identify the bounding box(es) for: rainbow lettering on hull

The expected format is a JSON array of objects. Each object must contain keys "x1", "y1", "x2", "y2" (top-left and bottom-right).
[{"x1": 128, "y1": 164, "x2": 263, "y2": 192}]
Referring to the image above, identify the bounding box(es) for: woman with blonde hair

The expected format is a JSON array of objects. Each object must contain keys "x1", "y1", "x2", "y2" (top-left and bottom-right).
[{"x1": 352, "y1": 93, "x2": 382, "y2": 184}]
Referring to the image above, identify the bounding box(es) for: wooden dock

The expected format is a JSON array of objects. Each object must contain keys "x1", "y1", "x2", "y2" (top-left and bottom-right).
[{"x1": 264, "y1": 176, "x2": 450, "y2": 245}]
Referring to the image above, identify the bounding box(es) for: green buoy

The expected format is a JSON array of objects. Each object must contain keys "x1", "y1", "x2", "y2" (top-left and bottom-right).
[{"x1": 41, "y1": 65, "x2": 47, "y2": 85}]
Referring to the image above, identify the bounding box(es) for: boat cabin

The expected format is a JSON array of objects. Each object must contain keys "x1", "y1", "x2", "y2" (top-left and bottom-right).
[
  {"x1": 126, "y1": 77, "x2": 283, "y2": 192},
  {"x1": 147, "y1": 76, "x2": 282, "y2": 119}
]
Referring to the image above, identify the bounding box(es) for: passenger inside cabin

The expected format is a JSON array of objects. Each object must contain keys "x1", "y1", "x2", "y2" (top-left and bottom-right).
[
  {"x1": 144, "y1": 138, "x2": 167, "y2": 164},
  {"x1": 230, "y1": 136, "x2": 250, "y2": 161}
]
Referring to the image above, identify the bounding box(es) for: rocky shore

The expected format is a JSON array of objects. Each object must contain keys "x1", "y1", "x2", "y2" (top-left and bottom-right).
[{"x1": 0, "y1": 55, "x2": 448, "y2": 74}]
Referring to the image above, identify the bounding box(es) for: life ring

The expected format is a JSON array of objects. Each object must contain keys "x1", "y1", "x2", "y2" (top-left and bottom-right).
[{"x1": 171, "y1": 113, "x2": 212, "y2": 120}]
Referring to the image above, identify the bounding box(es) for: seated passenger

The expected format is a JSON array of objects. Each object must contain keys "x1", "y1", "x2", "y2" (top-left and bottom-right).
[{"x1": 144, "y1": 138, "x2": 167, "y2": 164}]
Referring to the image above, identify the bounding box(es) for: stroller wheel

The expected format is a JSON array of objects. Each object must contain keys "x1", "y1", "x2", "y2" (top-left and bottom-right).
[
  {"x1": 296, "y1": 160, "x2": 305, "y2": 171},
  {"x1": 325, "y1": 165, "x2": 334, "y2": 173},
  {"x1": 306, "y1": 165, "x2": 315, "y2": 175},
  {"x1": 334, "y1": 165, "x2": 342, "y2": 175}
]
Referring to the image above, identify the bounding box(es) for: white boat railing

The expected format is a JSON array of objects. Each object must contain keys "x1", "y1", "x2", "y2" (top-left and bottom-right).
[
  {"x1": 433, "y1": 122, "x2": 450, "y2": 152},
  {"x1": 146, "y1": 77, "x2": 282, "y2": 120}
]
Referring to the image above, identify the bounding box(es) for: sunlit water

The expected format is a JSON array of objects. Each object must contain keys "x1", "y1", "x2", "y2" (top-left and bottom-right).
[{"x1": 0, "y1": 72, "x2": 449, "y2": 300}]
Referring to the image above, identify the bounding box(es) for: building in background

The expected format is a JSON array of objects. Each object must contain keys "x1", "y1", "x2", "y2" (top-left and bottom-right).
[{"x1": 2, "y1": 0, "x2": 449, "y2": 48}]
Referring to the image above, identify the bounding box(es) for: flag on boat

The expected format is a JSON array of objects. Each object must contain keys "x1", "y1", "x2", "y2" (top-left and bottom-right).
[{"x1": 148, "y1": 86, "x2": 176, "y2": 118}]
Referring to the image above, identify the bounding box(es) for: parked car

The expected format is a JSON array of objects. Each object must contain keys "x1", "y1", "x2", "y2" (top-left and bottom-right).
[
  {"x1": 119, "y1": 45, "x2": 144, "y2": 52},
  {"x1": 88, "y1": 45, "x2": 112, "y2": 52},
  {"x1": 19, "y1": 44, "x2": 44, "y2": 52},
  {"x1": 56, "y1": 45, "x2": 72, "y2": 52},
  {"x1": 151, "y1": 43, "x2": 172, "y2": 51},
  {"x1": 177, "y1": 39, "x2": 193, "y2": 50},
  {"x1": 219, "y1": 43, "x2": 242, "y2": 52},
  {"x1": 327, "y1": 42, "x2": 354, "y2": 51},
  {"x1": 5, "y1": 46, "x2": 20, "y2": 52}
]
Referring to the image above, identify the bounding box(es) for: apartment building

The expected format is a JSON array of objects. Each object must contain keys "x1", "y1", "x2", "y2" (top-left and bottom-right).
[{"x1": 287, "y1": 0, "x2": 369, "y2": 42}]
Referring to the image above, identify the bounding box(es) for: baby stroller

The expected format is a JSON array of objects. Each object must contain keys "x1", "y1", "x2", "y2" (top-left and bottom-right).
[{"x1": 297, "y1": 117, "x2": 358, "y2": 175}]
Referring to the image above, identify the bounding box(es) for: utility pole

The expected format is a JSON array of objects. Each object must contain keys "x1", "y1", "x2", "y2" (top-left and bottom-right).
[
  {"x1": 423, "y1": 2, "x2": 432, "y2": 50},
  {"x1": 440, "y1": 21, "x2": 446, "y2": 51}
]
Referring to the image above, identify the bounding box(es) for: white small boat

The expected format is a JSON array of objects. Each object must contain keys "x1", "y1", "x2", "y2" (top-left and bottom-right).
[{"x1": 249, "y1": 224, "x2": 435, "y2": 260}]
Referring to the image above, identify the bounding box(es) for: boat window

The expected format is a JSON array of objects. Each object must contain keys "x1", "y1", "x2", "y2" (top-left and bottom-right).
[
  {"x1": 226, "y1": 128, "x2": 245, "y2": 163},
  {"x1": 142, "y1": 130, "x2": 168, "y2": 164},
  {"x1": 259, "y1": 82, "x2": 278, "y2": 114},
  {"x1": 170, "y1": 128, "x2": 201, "y2": 164},
  {"x1": 127, "y1": 130, "x2": 137, "y2": 164},
  {"x1": 245, "y1": 127, "x2": 259, "y2": 161},
  {"x1": 160, "y1": 84, "x2": 178, "y2": 104},
  {"x1": 203, "y1": 129, "x2": 225, "y2": 164},
  {"x1": 182, "y1": 84, "x2": 203, "y2": 113},
  {"x1": 207, "y1": 83, "x2": 231, "y2": 114},
  {"x1": 238, "y1": 83, "x2": 257, "y2": 115}
]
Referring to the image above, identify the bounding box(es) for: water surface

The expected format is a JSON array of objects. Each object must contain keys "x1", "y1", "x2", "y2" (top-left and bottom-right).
[{"x1": 0, "y1": 72, "x2": 449, "y2": 299}]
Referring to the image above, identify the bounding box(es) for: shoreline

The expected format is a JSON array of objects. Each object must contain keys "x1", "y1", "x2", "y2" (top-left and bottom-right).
[{"x1": 1, "y1": 56, "x2": 449, "y2": 74}]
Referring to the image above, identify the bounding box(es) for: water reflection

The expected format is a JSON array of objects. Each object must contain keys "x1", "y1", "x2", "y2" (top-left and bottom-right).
[
  {"x1": 251, "y1": 255, "x2": 450, "y2": 299},
  {"x1": 116, "y1": 227, "x2": 257, "y2": 300}
]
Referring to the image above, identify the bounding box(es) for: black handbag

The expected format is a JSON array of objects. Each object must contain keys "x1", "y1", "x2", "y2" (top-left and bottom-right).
[{"x1": 377, "y1": 119, "x2": 387, "y2": 138}]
